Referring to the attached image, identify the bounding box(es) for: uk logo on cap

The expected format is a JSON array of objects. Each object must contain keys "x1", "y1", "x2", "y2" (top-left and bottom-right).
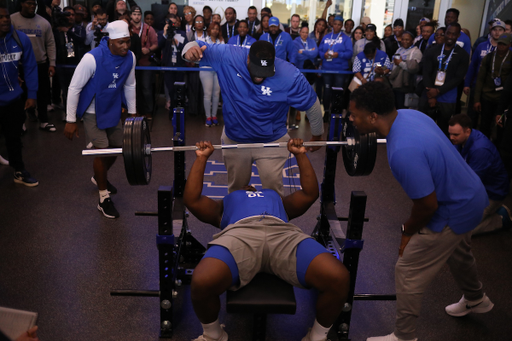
[{"x1": 261, "y1": 60, "x2": 268, "y2": 66}]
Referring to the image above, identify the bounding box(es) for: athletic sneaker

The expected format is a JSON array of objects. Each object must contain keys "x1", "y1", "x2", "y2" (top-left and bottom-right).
[
  {"x1": 91, "y1": 176, "x2": 118, "y2": 194},
  {"x1": 445, "y1": 293, "x2": 494, "y2": 317},
  {"x1": 205, "y1": 118, "x2": 212, "y2": 127},
  {"x1": 301, "y1": 328, "x2": 327, "y2": 341},
  {"x1": 13, "y1": 170, "x2": 39, "y2": 187},
  {"x1": 0, "y1": 155, "x2": 8, "y2": 166},
  {"x1": 496, "y1": 205, "x2": 512, "y2": 230},
  {"x1": 366, "y1": 333, "x2": 417, "y2": 341},
  {"x1": 192, "y1": 325, "x2": 228, "y2": 341},
  {"x1": 212, "y1": 117, "x2": 219, "y2": 126},
  {"x1": 97, "y1": 197, "x2": 120, "y2": 219}
]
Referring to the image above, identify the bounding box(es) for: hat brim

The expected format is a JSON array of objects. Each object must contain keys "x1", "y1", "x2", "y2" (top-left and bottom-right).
[{"x1": 249, "y1": 62, "x2": 275, "y2": 78}]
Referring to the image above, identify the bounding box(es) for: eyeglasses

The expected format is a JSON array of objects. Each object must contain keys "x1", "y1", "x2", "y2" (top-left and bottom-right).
[
  {"x1": 435, "y1": 33, "x2": 444, "y2": 37},
  {"x1": 185, "y1": 12, "x2": 193, "y2": 15},
  {"x1": 195, "y1": 21, "x2": 203, "y2": 23}
]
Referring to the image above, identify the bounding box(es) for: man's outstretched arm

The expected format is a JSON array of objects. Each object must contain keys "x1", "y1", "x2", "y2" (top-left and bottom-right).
[
  {"x1": 282, "y1": 139, "x2": 319, "y2": 220},
  {"x1": 183, "y1": 141, "x2": 223, "y2": 227}
]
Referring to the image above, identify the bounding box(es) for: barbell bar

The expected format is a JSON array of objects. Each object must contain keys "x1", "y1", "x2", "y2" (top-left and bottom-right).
[{"x1": 82, "y1": 140, "x2": 387, "y2": 157}]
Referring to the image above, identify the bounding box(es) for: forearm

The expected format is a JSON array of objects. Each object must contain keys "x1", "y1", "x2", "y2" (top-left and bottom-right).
[
  {"x1": 295, "y1": 153, "x2": 319, "y2": 199},
  {"x1": 183, "y1": 155, "x2": 208, "y2": 206},
  {"x1": 181, "y1": 41, "x2": 200, "y2": 62},
  {"x1": 305, "y1": 98, "x2": 324, "y2": 136}
]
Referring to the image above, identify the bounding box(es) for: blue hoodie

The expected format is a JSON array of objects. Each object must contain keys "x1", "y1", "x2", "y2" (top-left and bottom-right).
[
  {"x1": 0, "y1": 25, "x2": 38, "y2": 106},
  {"x1": 318, "y1": 31, "x2": 352, "y2": 71}
]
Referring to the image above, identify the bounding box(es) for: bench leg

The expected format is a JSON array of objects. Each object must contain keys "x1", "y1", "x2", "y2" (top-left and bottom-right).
[{"x1": 253, "y1": 313, "x2": 267, "y2": 341}]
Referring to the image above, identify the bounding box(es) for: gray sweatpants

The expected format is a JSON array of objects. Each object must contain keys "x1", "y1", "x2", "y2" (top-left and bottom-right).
[
  {"x1": 473, "y1": 198, "x2": 504, "y2": 235},
  {"x1": 394, "y1": 226, "x2": 484, "y2": 340},
  {"x1": 221, "y1": 129, "x2": 290, "y2": 197}
]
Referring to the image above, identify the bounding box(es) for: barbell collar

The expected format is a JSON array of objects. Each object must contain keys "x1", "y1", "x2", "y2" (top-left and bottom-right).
[{"x1": 82, "y1": 140, "x2": 387, "y2": 157}]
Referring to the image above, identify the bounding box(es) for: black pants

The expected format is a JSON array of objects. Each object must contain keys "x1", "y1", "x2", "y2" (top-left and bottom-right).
[
  {"x1": 480, "y1": 99, "x2": 499, "y2": 139},
  {"x1": 419, "y1": 93, "x2": 456, "y2": 136},
  {"x1": 0, "y1": 98, "x2": 26, "y2": 171},
  {"x1": 164, "y1": 71, "x2": 185, "y2": 112},
  {"x1": 499, "y1": 112, "x2": 512, "y2": 179},
  {"x1": 26, "y1": 62, "x2": 51, "y2": 123}
]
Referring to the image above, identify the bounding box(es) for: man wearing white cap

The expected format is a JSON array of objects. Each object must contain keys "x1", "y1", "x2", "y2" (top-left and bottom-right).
[{"x1": 64, "y1": 20, "x2": 137, "y2": 219}]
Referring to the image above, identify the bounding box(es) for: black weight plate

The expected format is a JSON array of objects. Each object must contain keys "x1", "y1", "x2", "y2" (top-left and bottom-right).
[
  {"x1": 123, "y1": 118, "x2": 138, "y2": 185},
  {"x1": 141, "y1": 117, "x2": 152, "y2": 185},
  {"x1": 342, "y1": 120, "x2": 377, "y2": 176},
  {"x1": 132, "y1": 117, "x2": 152, "y2": 185}
]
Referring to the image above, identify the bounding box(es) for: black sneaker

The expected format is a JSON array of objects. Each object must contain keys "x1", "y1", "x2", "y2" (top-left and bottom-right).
[
  {"x1": 97, "y1": 198, "x2": 120, "y2": 219},
  {"x1": 91, "y1": 176, "x2": 118, "y2": 194},
  {"x1": 14, "y1": 170, "x2": 39, "y2": 187}
]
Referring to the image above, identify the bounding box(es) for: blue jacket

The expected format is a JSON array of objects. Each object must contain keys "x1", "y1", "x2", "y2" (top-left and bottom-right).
[
  {"x1": 291, "y1": 36, "x2": 318, "y2": 68},
  {"x1": 319, "y1": 31, "x2": 353, "y2": 71},
  {"x1": 456, "y1": 129, "x2": 509, "y2": 201},
  {"x1": 259, "y1": 31, "x2": 294, "y2": 61},
  {"x1": 228, "y1": 34, "x2": 256, "y2": 47},
  {"x1": 465, "y1": 40, "x2": 495, "y2": 87},
  {"x1": 0, "y1": 26, "x2": 38, "y2": 106}
]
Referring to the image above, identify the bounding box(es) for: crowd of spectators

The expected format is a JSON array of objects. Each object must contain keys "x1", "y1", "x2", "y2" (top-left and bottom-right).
[{"x1": 2, "y1": 0, "x2": 512, "y2": 188}]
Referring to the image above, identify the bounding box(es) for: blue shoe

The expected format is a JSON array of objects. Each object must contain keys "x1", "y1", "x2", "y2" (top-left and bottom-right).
[
  {"x1": 496, "y1": 205, "x2": 512, "y2": 230},
  {"x1": 212, "y1": 117, "x2": 219, "y2": 126},
  {"x1": 205, "y1": 118, "x2": 212, "y2": 127}
]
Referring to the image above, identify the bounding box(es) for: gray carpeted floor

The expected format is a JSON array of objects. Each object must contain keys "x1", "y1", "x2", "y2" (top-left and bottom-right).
[{"x1": 1, "y1": 104, "x2": 511, "y2": 341}]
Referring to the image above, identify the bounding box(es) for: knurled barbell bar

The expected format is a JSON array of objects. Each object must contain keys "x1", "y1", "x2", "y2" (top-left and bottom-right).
[{"x1": 82, "y1": 117, "x2": 386, "y2": 185}]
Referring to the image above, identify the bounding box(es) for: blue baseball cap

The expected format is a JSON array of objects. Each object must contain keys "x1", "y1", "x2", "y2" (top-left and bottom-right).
[
  {"x1": 334, "y1": 15, "x2": 344, "y2": 22},
  {"x1": 269, "y1": 16, "x2": 280, "y2": 27}
]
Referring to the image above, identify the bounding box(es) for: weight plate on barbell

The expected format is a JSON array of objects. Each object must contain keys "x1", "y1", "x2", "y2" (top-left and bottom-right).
[
  {"x1": 123, "y1": 118, "x2": 138, "y2": 185},
  {"x1": 342, "y1": 119, "x2": 377, "y2": 176},
  {"x1": 132, "y1": 117, "x2": 152, "y2": 185}
]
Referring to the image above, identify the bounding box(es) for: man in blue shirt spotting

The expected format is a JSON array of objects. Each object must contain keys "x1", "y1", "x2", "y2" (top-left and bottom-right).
[
  {"x1": 183, "y1": 40, "x2": 324, "y2": 196},
  {"x1": 448, "y1": 114, "x2": 511, "y2": 234},
  {"x1": 348, "y1": 82, "x2": 493, "y2": 341}
]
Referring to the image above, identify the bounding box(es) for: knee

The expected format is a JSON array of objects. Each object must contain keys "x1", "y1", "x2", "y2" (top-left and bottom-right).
[{"x1": 312, "y1": 262, "x2": 350, "y2": 298}]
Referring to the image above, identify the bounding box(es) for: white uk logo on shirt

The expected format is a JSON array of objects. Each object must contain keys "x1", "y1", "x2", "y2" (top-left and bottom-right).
[
  {"x1": 108, "y1": 73, "x2": 119, "y2": 88},
  {"x1": 261, "y1": 86, "x2": 272, "y2": 96},
  {"x1": 261, "y1": 60, "x2": 267, "y2": 66}
]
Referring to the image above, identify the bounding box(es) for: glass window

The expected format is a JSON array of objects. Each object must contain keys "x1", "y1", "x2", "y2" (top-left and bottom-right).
[
  {"x1": 265, "y1": 0, "x2": 353, "y2": 32},
  {"x1": 405, "y1": 0, "x2": 441, "y2": 35},
  {"x1": 361, "y1": 0, "x2": 395, "y2": 38}
]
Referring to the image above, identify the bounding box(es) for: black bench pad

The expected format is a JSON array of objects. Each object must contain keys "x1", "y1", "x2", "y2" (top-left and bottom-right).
[{"x1": 226, "y1": 273, "x2": 296, "y2": 315}]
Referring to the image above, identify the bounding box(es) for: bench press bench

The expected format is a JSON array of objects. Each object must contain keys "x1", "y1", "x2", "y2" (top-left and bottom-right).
[{"x1": 226, "y1": 273, "x2": 297, "y2": 341}]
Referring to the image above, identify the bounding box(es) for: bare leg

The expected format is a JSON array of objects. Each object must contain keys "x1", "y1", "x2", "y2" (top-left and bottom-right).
[
  {"x1": 93, "y1": 156, "x2": 117, "y2": 190},
  {"x1": 191, "y1": 257, "x2": 233, "y2": 323},
  {"x1": 305, "y1": 253, "x2": 350, "y2": 327}
]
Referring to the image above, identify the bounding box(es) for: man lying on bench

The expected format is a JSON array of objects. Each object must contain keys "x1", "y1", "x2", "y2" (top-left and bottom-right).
[{"x1": 183, "y1": 139, "x2": 350, "y2": 341}]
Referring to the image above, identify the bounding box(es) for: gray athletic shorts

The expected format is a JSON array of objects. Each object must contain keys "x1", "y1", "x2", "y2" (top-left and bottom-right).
[
  {"x1": 82, "y1": 114, "x2": 123, "y2": 149},
  {"x1": 208, "y1": 215, "x2": 311, "y2": 290}
]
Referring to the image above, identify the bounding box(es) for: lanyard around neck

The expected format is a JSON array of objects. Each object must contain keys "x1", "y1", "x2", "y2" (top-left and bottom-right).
[
  {"x1": 237, "y1": 35, "x2": 248, "y2": 46},
  {"x1": 267, "y1": 32, "x2": 282, "y2": 48},
  {"x1": 227, "y1": 24, "x2": 235, "y2": 40},
  {"x1": 329, "y1": 31, "x2": 342, "y2": 49},
  {"x1": 492, "y1": 50, "x2": 510, "y2": 78},
  {"x1": 438, "y1": 44, "x2": 455, "y2": 71}
]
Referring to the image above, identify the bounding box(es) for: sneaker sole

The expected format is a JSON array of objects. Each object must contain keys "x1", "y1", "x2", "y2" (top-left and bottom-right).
[
  {"x1": 13, "y1": 178, "x2": 39, "y2": 187},
  {"x1": 446, "y1": 301, "x2": 494, "y2": 317},
  {"x1": 97, "y1": 204, "x2": 119, "y2": 219}
]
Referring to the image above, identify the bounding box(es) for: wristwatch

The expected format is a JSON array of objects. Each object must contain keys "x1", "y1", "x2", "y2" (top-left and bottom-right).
[{"x1": 401, "y1": 224, "x2": 414, "y2": 237}]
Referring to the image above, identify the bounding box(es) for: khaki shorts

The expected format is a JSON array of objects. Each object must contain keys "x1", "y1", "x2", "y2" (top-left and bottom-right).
[
  {"x1": 82, "y1": 114, "x2": 123, "y2": 149},
  {"x1": 208, "y1": 215, "x2": 311, "y2": 290}
]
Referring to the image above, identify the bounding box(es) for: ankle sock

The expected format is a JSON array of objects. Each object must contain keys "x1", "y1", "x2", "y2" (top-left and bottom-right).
[
  {"x1": 201, "y1": 319, "x2": 222, "y2": 340},
  {"x1": 309, "y1": 319, "x2": 331, "y2": 341},
  {"x1": 99, "y1": 189, "x2": 109, "y2": 203}
]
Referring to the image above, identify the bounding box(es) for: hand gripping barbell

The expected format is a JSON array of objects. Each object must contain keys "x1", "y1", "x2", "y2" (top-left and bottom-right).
[{"x1": 82, "y1": 117, "x2": 386, "y2": 185}]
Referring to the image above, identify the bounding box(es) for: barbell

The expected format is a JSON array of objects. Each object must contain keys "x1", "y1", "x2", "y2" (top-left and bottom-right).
[{"x1": 82, "y1": 117, "x2": 386, "y2": 185}]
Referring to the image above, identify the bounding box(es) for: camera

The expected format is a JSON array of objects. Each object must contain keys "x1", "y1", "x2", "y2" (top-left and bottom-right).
[
  {"x1": 93, "y1": 26, "x2": 109, "y2": 45},
  {"x1": 165, "y1": 18, "x2": 178, "y2": 39},
  {"x1": 52, "y1": 6, "x2": 71, "y2": 28}
]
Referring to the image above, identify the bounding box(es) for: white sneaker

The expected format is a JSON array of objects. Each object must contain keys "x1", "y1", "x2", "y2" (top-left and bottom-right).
[
  {"x1": 301, "y1": 328, "x2": 327, "y2": 341},
  {"x1": 0, "y1": 155, "x2": 8, "y2": 166},
  {"x1": 47, "y1": 104, "x2": 54, "y2": 112},
  {"x1": 367, "y1": 333, "x2": 417, "y2": 341},
  {"x1": 192, "y1": 325, "x2": 228, "y2": 341},
  {"x1": 445, "y1": 293, "x2": 494, "y2": 317}
]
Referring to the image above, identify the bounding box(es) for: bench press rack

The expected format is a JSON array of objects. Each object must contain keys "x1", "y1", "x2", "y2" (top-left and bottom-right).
[{"x1": 110, "y1": 84, "x2": 395, "y2": 340}]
